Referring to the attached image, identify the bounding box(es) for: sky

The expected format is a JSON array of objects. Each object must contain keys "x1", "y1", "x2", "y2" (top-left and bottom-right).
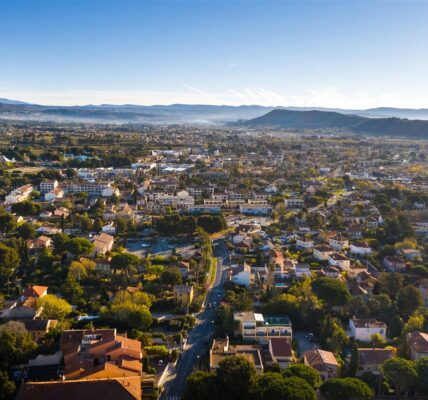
[{"x1": 1, "y1": 0, "x2": 428, "y2": 108}]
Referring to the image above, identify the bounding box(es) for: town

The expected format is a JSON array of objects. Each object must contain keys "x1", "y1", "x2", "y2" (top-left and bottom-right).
[{"x1": 0, "y1": 122, "x2": 427, "y2": 400}]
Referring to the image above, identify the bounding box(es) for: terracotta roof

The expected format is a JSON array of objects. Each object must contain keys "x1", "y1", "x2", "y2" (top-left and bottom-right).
[
  {"x1": 15, "y1": 376, "x2": 141, "y2": 400},
  {"x1": 304, "y1": 349, "x2": 339, "y2": 368},
  {"x1": 358, "y1": 348, "x2": 394, "y2": 365},
  {"x1": 408, "y1": 331, "x2": 428, "y2": 354},
  {"x1": 23, "y1": 285, "x2": 48, "y2": 298},
  {"x1": 269, "y1": 338, "x2": 292, "y2": 357}
]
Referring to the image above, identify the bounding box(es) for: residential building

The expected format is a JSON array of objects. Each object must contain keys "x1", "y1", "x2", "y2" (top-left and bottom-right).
[
  {"x1": 284, "y1": 198, "x2": 305, "y2": 209},
  {"x1": 313, "y1": 245, "x2": 334, "y2": 261},
  {"x1": 383, "y1": 256, "x2": 407, "y2": 272},
  {"x1": 350, "y1": 241, "x2": 373, "y2": 256},
  {"x1": 92, "y1": 233, "x2": 114, "y2": 256},
  {"x1": 210, "y1": 338, "x2": 263, "y2": 374},
  {"x1": 234, "y1": 312, "x2": 292, "y2": 344},
  {"x1": 408, "y1": 331, "x2": 428, "y2": 361},
  {"x1": 357, "y1": 348, "x2": 394, "y2": 376},
  {"x1": 268, "y1": 338, "x2": 294, "y2": 369},
  {"x1": 21, "y1": 319, "x2": 58, "y2": 341},
  {"x1": 173, "y1": 285, "x2": 194, "y2": 306},
  {"x1": 40, "y1": 180, "x2": 59, "y2": 194},
  {"x1": 5, "y1": 184, "x2": 33, "y2": 204},
  {"x1": 303, "y1": 349, "x2": 339, "y2": 380},
  {"x1": 230, "y1": 263, "x2": 253, "y2": 288},
  {"x1": 296, "y1": 237, "x2": 314, "y2": 250},
  {"x1": 329, "y1": 235, "x2": 349, "y2": 251},
  {"x1": 328, "y1": 253, "x2": 351, "y2": 270},
  {"x1": 349, "y1": 318, "x2": 387, "y2": 342}
]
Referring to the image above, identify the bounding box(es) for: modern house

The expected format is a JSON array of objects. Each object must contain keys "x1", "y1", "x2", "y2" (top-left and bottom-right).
[
  {"x1": 234, "y1": 312, "x2": 292, "y2": 344},
  {"x1": 408, "y1": 331, "x2": 428, "y2": 361},
  {"x1": 303, "y1": 349, "x2": 339, "y2": 380},
  {"x1": 209, "y1": 338, "x2": 264, "y2": 374},
  {"x1": 268, "y1": 337, "x2": 294, "y2": 369},
  {"x1": 349, "y1": 318, "x2": 387, "y2": 342},
  {"x1": 173, "y1": 285, "x2": 194, "y2": 306}
]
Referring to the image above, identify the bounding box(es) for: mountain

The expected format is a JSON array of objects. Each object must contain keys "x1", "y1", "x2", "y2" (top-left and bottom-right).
[
  {"x1": 0, "y1": 97, "x2": 428, "y2": 134},
  {"x1": 0, "y1": 100, "x2": 273, "y2": 124},
  {"x1": 0, "y1": 98, "x2": 29, "y2": 105},
  {"x1": 244, "y1": 109, "x2": 428, "y2": 139}
]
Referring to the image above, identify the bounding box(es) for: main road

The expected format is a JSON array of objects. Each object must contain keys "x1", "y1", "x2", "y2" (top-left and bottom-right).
[{"x1": 161, "y1": 239, "x2": 229, "y2": 400}]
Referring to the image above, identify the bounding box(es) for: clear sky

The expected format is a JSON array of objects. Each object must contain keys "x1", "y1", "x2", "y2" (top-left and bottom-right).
[{"x1": 1, "y1": 0, "x2": 428, "y2": 108}]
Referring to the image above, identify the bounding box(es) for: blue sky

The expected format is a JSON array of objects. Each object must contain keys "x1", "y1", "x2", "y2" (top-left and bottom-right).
[{"x1": 1, "y1": 0, "x2": 428, "y2": 108}]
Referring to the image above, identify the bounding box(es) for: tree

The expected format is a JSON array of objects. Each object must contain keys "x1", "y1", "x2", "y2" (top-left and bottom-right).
[
  {"x1": 216, "y1": 355, "x2": 257, "y2": 400},
  {"x1": 160, "y1": 267, "x2": 182, "y2": 285},
  {"x1": 0, "y1": 370, "x2": 15, "y2": 400},
  {"x1": 282, "y1": 364, "x2": 322, "y2": 388},
  {"x1": 0, "y1": 243, "x2": 20, "y2": 284},
  {"x1": 388, "y1": 315, "x2": 404, "y2": 339},
  {"x1": 111, "y1": 253, "x2": 142, "y2": 275},
  {"x1": 52, "y1": 233, "x2": 69, "y2": 255},
  {"x1": 64, "y1": 238, "x2": 94, "y2": 257},
  {"x1": 382, "y1": 357, "x2": 418, "y2": 399},
  {"x1": 183, "y1": 371, "x2": 217, "y2": 400},
  {"x1": 69, "y1": 259, "x2": 95, "y2": 280},
  {"x1": 11, "y1": 200, "x2": 41, "y2": 216},
  {"x1": 320, "y1": 378, "x2": 374, "y2": 400},
  {"x1": 0, "y1": 321, "x2": 37, "y2": 370},
  {"x1": 107, "y1": 301, "x2": 152, "y2": 330},
  {"x1": 312, "y1": 277, "x2": 351, "y2": 308},
  {"x1": 378, "y1": 272, "x2": 403, "y2": 300},
  {"x1": 61, "y1": 274, "x2": 84, "y2": 306},
  {"x1": 0, "y1": 211, "x2": 17, "y2": 233},
  {"x1": 37, "y1": 250, "x2": 55, "y2": 270},
  {"x1": 416, "y1": 357, "x2": 428, "y2": 393},
  {"x1": 37, "y1": 294, "x2": 72, "y2": 319},
  {"x1": 17, "y1": 222, "x2": 36, "y2": 240},
  {"x1": 397, "y1": 285, "x2": 423, "y2": 318},
  {"x1": 93, "y1": 218, "x2": 103, "y2": 232},
  {"x1": 253, "y1": 373, "x2": 316, "y2": 400}
]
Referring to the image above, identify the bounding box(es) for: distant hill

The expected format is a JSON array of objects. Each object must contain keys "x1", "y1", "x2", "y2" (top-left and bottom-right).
[
  {"x1": 245, "y1": 109, "x2": 428, "y2": 138},
  {"x1": 0, "y1": 97, "x2": 428, "y2": 134}
]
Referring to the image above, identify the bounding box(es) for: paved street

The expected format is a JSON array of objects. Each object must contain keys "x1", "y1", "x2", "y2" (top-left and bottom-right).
[{"x1": 161, "y1": 239, "x2": 229, "y2": 399}]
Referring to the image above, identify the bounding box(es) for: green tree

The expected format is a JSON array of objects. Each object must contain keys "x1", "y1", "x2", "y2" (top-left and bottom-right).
[
  {"x1": 388, "y1": 315, "x2": 404, "y2": 339},
  {"x1": 111, "y1": 253, "x2": 142, "y2": 275},
  {"x1": 37, "y1": 294, "x2": 72, "y2": 319},
  {"x1": 160, "y1": 266, "x2": 182, "y2": 285},
  {"x1": 64, "y1": 238, "x2": 94, "y2": 257},
  {"x1": 382, "y1": 357, "x2": 418, "y2": 399},
  {"x1": 320, "y1": 378, "x2": 373, "y2": 400},
  {"x1": 0, "y1": 211, "x2": 17, "y2": 233},
  {"x1": 282, "y1": 364, "x2": 322, "y2": 388},
  {"x1": 216, "y1": 355, "x2": 257, "y2": 400},
  {"x1": 17, "y1": 222, "x2": 36, "y2": 240},
  {"x1": 0, "y1": 243, "x2": 20, "y2": 284},
  {"x1": 0, "y1": 370, "x2": 15, "y2": 400},
  {"x1": 378, "y1": 272, "x2": 403, "y2": 300},
  {"x1": 397, "y1": 285, "x2": 423, "y2": 318},
  {"x1": 0, "y1": 321, "x2": 38, "y2": 370},
  {"x1": 183, "y1": 371, "x2": 217, "y2": 400},
  {"x1": 416, "y1": 357, "x2": 428, "y2": 393},
  {"x1": 312, "y1": 277, "x2": 351, "y2": 308},
  {"x1": 107, "y1": 301, "x2": 152, "y2": 330},
  {"x1": 52, "y1": 233, "x2": 69, "y2": 255}
]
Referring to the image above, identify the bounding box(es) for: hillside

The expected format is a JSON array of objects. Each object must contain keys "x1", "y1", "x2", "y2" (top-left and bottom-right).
[{"x1": 245, "y1": 109, "x2": 428, "y2": 138}]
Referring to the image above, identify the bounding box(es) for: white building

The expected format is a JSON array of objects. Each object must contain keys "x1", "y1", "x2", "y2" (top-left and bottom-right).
[
  {"x1": 329, "y1": 252, "x2": 351, "y2": 270},
  {"x1": 350, "y1": 241, "x2": 373, "y2": 256},
  {"x1": 349, "y1": 318, "x2": 387, "y2": 342},
  {"x1": 234, "y1": 312, "x2": 292, "y2": 344},
  {"x1": 313, "y1": 245, "x2": 334, "y2": 261},
  {"x1": 5, "y1": 184, "x2": 33, "y2": 205},
  {"x1": 40, "y1": 180, "x2": 58, "y2": 194},
  {"x1": 284, "y1": 198, "x2": 305, "y2": 209},
  {"x1": 231, "y1": 263, "x2": 252, "y2": 288}
]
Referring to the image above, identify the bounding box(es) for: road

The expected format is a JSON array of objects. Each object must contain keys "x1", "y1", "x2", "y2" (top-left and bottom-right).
[{"x1": 161, "y1": 239, "x2": 229, "y2": 400}]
